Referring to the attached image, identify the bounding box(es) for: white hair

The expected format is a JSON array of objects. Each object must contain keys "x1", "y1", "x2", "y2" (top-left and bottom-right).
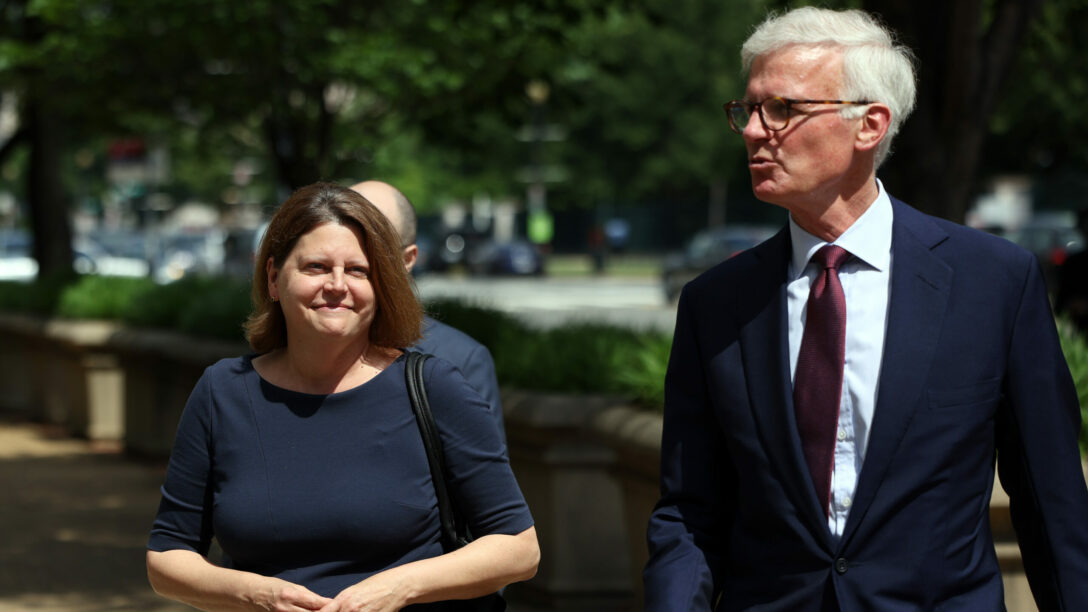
[{"x1": 741, "y1": 7, "x2": 916, "y2": 167}]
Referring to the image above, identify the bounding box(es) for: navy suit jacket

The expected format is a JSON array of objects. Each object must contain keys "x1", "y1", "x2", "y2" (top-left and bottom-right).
[
  {"x1": 414, "y1": 316, "x2": 504, "y2": 436},
  {"x1": 644, "y1": 199, "x2": 1088, "y2": 610}
]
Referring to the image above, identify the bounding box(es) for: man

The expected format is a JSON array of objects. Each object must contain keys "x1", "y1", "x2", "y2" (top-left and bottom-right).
[
  {"x1": 351, "y1": 180, "x2": 504, "y2": 435},
  {"x1": 644, "y1": 7, "x2": 1088, "y2": 610}
]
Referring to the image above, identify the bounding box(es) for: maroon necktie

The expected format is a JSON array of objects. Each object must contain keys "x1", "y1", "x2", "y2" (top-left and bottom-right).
[{"x1": 794, "y1": 244, "x2": 851, "y2": 516}]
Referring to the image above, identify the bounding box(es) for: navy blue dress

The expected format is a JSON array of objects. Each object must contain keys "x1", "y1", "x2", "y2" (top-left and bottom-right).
[{"x1": 148, "y1": 353, "x2": 533, "y2": 603}]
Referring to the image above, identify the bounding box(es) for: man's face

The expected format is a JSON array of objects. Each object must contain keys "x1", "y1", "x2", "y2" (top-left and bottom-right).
[{"x1": 742, "y1": 46, "x2": 861, "y2": 213}]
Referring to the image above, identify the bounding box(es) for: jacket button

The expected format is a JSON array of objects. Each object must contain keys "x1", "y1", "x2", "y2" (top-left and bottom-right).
[{"x1": 835, "y1": 558, "x2": 848, "y2": 574}]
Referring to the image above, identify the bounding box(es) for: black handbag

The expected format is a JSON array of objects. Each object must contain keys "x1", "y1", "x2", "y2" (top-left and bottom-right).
[{"x1": 404, "y1": 351, "x2": 507, "y2": 612}]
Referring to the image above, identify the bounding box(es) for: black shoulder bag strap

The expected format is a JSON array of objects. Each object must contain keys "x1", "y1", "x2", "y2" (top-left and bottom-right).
[
  {"x1": 404, "y1": 351, "x2": 507, "y2": 612},
  {"x1": 404, "y1": 351, "x2": 469, "y2": 550}
]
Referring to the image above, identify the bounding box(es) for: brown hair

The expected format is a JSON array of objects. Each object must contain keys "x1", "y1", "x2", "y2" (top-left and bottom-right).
[{"x1": 244, "y1": 182, "x2": 423, "y2": 353}]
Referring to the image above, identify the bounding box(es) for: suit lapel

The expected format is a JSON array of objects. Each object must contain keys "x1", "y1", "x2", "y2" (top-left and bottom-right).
[
  {"x1": 739, "y1": 229, "x2": 834, "y2": 545},
  {"x1": 839, "y1": 200, "x2": 953, "y2": 547}
]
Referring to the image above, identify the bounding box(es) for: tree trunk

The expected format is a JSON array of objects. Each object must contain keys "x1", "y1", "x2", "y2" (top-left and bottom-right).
[
  {"x1": 865, "y1": 0, "x2": 1042, "y2": 223},
  {"x1": 24, "y1": 100, "x2": 73, "y2": 279}
]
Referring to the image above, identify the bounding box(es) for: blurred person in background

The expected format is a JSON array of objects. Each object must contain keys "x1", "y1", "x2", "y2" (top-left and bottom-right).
[
  {"x1": 644, "y1": 7, "x2": 1088, "y2": 610},
  {"x1": 351, "y1": 180, "x2": 505, "y2": 438},
  {"x1": 146, "y1": 182, "x2": 537, "y2": 611}
]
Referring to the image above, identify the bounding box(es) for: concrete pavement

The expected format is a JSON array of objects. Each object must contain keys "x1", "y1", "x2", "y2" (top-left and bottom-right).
[
  {"x1": 0, "y1": 411, "x2": 187, "y2": 611},
  {"x1": 0, "y1": 413, "x2": 554, "y2": 612}
]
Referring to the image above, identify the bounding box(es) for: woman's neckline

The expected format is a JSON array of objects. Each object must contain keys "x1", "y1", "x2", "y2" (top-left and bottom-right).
[{"x1": 247, "y1": 349, "x2": 405, "y2": 397}]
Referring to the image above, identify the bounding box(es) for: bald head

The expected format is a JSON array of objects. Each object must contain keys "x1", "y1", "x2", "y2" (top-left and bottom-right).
[
  {"x1": 350, "y1": 180, "x2": 420, "y2": 271},
  {"x1": 350, "y1": 180, "x2": 417, "y2": 246}
]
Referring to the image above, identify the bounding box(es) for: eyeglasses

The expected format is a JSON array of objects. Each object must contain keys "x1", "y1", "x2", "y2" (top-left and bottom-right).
[{"x1": 723, "y1": 97, "x2": 872, "y2": 134}]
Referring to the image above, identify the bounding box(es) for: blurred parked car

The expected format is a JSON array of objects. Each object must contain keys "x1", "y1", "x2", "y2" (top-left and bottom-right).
[
  {"x1": 1005, "y1": 212, "x2": 1085, "y2": 290},
  {"x1": 1006, "y1": 214, "x2": 1084, "y2": 266},
  {"x1": 0, "y1": 229, "x2": 37, "y2": 281},
  {"x1": 151, "y1": 229, "x2": 227, "y2": 283},
  {"x1": 427, "y1": 229, "x2": 487, "y2": 273},
  {"x1": 412, "y1": 233, "x2": 436, "y2": 275},
  {"x1": 0, "y1": 228, "x2": 104, "y2": 280},
  {"x1": 466, "y1": 239, "x2": 545, "y2": 276},
  {"x1": 221, "y1": 227, "x2": 261, "y2": 278},
  {"x1": 662, "y1": 224, "x2": 778, "y2": 301},
  {"x1": 76, "y1": 230, "x2": 151, "y2": 278}
]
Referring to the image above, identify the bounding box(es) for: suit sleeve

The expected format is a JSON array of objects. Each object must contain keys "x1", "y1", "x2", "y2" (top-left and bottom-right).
[
  {"x1": 458, "y1": 343, "x2": 504, "y2": 437},
  {"x1": 643, "y1": 287, "x2": 734, "y2": 611},
  {"x1": 996, "y1": 254, "x2": 1088, "y2": 609}
]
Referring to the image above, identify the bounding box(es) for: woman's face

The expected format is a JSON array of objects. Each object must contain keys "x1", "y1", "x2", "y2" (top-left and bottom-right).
[{"x1": 268, "y1": 222, "x2": 376, "y2": 345}]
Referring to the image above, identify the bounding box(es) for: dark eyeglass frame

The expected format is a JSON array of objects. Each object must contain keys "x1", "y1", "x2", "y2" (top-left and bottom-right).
[{"x1": 723, "y1": 97, "x2": 872, "y2": 134}]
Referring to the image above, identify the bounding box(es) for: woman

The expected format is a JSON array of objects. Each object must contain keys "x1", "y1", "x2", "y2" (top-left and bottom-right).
[{"x1": 147, "y1": 183, "x2": 538, "y2": 611}]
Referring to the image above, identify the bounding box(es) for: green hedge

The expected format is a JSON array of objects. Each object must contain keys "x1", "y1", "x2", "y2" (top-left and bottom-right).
[
  {"x1": 3, "y1": 276, "x2": 1087, "y2": 424},
  {"x1": 0, "y1": 275, "x2": 252, "y2": 342},
  {"x1": 0, "y1": 275, "x2": 670, "y2": 407},
  {"x1": 1058, "y1": 318, "x2": 1088, "y2": 454},
  {"x1": 425, "y1": 298, "x2": 670, "y2": 408}
]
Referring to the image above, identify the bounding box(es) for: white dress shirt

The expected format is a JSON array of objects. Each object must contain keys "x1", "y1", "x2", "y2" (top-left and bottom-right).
[{"x1": 787, "y1": 180, "x2": 894, "y2": 539}]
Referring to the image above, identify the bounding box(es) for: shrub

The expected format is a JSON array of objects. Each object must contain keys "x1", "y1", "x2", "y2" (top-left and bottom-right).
[
  {"x1": 117, "y1": 275, "x2": 251, "y2": 342},
  {"x1": 176, "y1": 280, "x2": 252, "y2": 342},
  {"x1": 1057, "y1": 319, "x2": 1088, "y2": 454},
  {"x1": 0, "y1": 274, "x2": 75, "y2": 314},
  {"x1": 426, "y1": 298, "x2": 669, "y2": 408},
  {"x1": 0, "y1": 274, "x2": 251, "y2": 342},
  {"x1": 56, "y1": 275, "x2": 156, "y2": 319}
]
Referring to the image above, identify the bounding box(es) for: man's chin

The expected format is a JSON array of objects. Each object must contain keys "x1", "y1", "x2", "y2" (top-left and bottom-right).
[{"x1": 750, "y1": 182, "x2": 790, "y2": 209}]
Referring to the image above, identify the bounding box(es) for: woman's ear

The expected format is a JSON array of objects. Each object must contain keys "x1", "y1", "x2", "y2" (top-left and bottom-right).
[
  {"x1": 855, "y1": 102, "x2": 891, "y2": 152},
  {"x1": 266, "y1": 257, "x2": 279, "y2": 301}
]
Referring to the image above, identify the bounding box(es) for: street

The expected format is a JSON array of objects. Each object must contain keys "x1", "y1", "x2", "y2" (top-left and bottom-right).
[{"x1": 415, "y1": 274, "x2": 678, "y2": 334}]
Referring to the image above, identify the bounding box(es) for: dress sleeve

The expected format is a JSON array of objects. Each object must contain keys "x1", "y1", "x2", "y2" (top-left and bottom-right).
[
  {"x1": 147, "y1": 369, "x2": 216, "y2": 556},
  {"x1": 423, "y1": 357, "x2": 533, "y2": 537}
]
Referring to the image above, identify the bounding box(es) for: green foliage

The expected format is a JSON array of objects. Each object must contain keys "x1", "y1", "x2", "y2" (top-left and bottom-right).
[
  {"x1": 0, "y1": 275, "x2": 69, "y2": 314},
  {"x1": 116, "y1": 276, "x2": 252, "y2": 342},
  {"x1": 426, "y1": 298, "x2": 669, "y2": 407},
  {"x1": 1057, "y1": 318, "x2": 1088, "y2": 454},
  {"x1": 0, "y1": 274, "x2": 154, "y2": 318},
  {"x1": 0, "y1": 274, "x2": 251, "y2": 342},
  {"x1": 550, "y1": 0, "x2": 766, "y2": 205},
  {"x1": 0, "y1": 278, "x2": 670, "y2": 405},
  {"x1": 56, "y1": 275, "x2": 156, "y2": 319},
  {"x1": 614, "y1": 333, "x2": 672, "y2": 409},
  {"x1": 175, "y1": 280, "x2": 255, "y2": 343}
]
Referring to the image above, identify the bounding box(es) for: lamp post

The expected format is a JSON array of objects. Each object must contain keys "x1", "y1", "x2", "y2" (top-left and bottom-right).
[{"x1": 518, "y1": 79, "x2": 565, "y2": 250}]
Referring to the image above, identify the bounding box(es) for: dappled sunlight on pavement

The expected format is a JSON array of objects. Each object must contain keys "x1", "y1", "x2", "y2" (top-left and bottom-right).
[
  {"x1": 0, "y1": 414, "x2": 188, "y2": 611},
  {"x1": 0, "y1": 414, "x2": 555, "y2": 612}
]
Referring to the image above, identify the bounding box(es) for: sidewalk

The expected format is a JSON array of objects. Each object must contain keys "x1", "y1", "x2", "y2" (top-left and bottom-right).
[
  {"x1": 0, "y1": 413, "x2": 554, "y2": 612},
  {"x1": 0, "y1": 412, "x2": 187, "y2": 611}
]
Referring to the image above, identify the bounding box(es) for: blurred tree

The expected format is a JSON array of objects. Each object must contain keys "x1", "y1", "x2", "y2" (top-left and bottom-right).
[
  {"x1": 1, "y1": 0, "x2": 77, "y2": 277},
  {"x1": 553, "y1": 1, "x2": 765, "y2": 209},
  {"x1": 983, "y1": 0, "x2": 1088, "y2": 212},
  {"x1": 0, "y1": 0, "x2": 609, "y2": 272},
  {"x1": 1, "y1": 0, "x2": 1082, "y2": 277},
  {"x1": 501, "y1": 0, "x2": 776, "y2": 248},
  {"x1": 864, "y1": 0, "x2": 1045, "y2": 222}
]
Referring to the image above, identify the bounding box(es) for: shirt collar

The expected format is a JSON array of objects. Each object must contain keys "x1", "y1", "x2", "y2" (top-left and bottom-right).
[{"x1": 789, "y1": 178, "x2": 894, "y2": 278}]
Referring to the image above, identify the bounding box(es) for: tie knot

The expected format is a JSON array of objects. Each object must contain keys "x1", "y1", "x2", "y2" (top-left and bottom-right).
[{"x1": 812, "y1": 244, "x2": 850, "y2": 271}]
